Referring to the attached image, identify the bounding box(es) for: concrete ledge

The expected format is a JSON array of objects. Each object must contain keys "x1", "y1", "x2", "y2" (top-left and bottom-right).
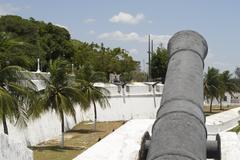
[
  {"x1": 206, "y1": 107, "x2": 240, "y2": 134},
  {"x1": 220, "y1": 132, "x2": 240, "y2": 160},
  {"x1": 73, "y1": 119, "x2": 154, "y2": 160}
]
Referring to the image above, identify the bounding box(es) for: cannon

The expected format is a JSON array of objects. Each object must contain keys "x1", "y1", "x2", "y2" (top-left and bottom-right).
[{"x1": 139, "y1": 30, "x2": 221, "y2": 160}]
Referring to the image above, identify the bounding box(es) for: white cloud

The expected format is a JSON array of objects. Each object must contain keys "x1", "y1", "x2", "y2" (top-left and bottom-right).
[
  {"x1": 98, "y1": 31, "x2": 143, "y2": 42},
  {"x1": 98, "y1": 31, "x2": 171, "y2": 47},
  {"x1": 89, "y1": 30, "x2": 95, "y2": 35},
  {"x1": 84, "y1": 18, "x2": 96, "y2": 23},
  {"x1": 109, "y1": 12, "x2": 144, "y2": 24},
  {"x1": 129, "y1": 48, "x2": 138, "y2": 55},
  {"x1": 0, "y1": 3, "x2": 20, "y2": 15},
  {"x1": 55, "y1": 24, "x2": 68, "y2": 30}
]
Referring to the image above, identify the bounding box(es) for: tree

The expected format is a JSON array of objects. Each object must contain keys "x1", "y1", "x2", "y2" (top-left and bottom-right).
[
  {"x1": 218, "y1": 70, "x2": 238, "y2": 109},
  {"x1": 0, "y1": 66, "x2": 36, "y2": 135},
  {"x1": 0, "y1": 32, "x2": 36, "y2": 135},
  {"x1": 72, "y1": 39, "x2": 139, "y2": 81},
  {"x1": 150, "y1": 47, "x2": 168, "y2": 83},
  {"x1": 131, "y1": 71, "x2": 147, "y2": 82},
  {"x1": 76, "y1": 64, "x2": 110, "y2": 131},
  {"x1": 204, "y1": 67, "x2": 221, "y2": 112},
  {"x1": 30, "y1": 60, "x2": 88, "y2": 147},
  {"x1": 0, "y1": 32, "x2": 34, "y2": 68},
  {"x1": 235, "y1": 67, "x2": 240, "y2": 78},
  {"x1": 0, "y1": 15, "x2": 75, "y2": 71}
]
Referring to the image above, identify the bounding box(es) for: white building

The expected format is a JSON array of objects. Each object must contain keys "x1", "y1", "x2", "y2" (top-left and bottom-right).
[{"x1": 204, "y1": 92, "x2": 240, "y2": 106}]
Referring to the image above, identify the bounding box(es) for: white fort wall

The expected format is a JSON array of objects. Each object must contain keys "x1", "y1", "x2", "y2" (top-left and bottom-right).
[
  {"x1": 0, "y1": 133, "x2": 33, "y2": 160},
  {"x1": 0, "y1": 81, "x2": 163, "y2": 146}
]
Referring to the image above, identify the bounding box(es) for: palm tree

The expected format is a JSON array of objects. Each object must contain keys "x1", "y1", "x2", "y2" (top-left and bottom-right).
[
  {"x1": 0, "y1": 32, "x2": 36, "y2": 135},
  {"x1": 218, "y1": 70, "x2": 238, "y2": 110},
  {"x1": 0, "y1": 66, "x2": 36, "y2": 135},
  {"x1": 204, "y1": 67, "x2": 221, "y2": 112},
  {"x1": 76, "y1": 64, "x2": 110, "y2": 131},
  {"x1": 30, "y1": 60, "x2": 88, "y2": 148}
]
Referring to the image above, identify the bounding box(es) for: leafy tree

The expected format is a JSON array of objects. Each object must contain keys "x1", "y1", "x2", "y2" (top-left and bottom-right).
[
  {"x1": 0, "y1": 15, "x2": 74, "y2": 71},
  {"x1": 0, "y1": 66, "x2": 36, "y2": 135},
  {"x1": 150, "y1": 47, "x2": 168, "y2": 83},
  {"x1": 30, "y1": 60, "x2": 88, "y2": 147},
  {"x1": 73, "y1": 40, "x2": 139, "y2": 81},
  {"x1": 0, "y1": 32, "x2": 36, "y2": 134},
  {"x1": 120, "y1": 72, "x2": 132, "y2": 83},
  {"x1": 131, "y1": 71, "x2": 147, "y2": 82},
  {"x1": 0, "y1": 32, "x2": 35, "y2": 69},
  {"x1": 76, "y1": 64, "x2": 110, "y2": 130},
  {"x1": 72, "y1": 40, "x2": 96, "y2": 69},
  {"x1": 204, "y1": 67, "x2": 221, "y2": 112},
  {"x1": 218, "y1": 71, "x2": 238, "y2": 109},
  {"x1": 42, "y1": 23, "x2": 74, "y2": 64},
  {"x1": 0, "y1": 15, "x2": 139, "y2": 78},
  {"x1": 235, "y1": 67, "x2": 240, "y2": 78}
]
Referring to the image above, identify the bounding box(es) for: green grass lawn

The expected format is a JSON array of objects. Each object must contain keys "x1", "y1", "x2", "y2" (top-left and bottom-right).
[
  {"x1": 31, "y1": 121, "x2": 124, "y2": 160},
  {"x1": 230, "y1": 123, "x2": 240, "y2": 133}
]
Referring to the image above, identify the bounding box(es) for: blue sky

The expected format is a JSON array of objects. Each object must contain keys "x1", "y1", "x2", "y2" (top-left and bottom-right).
[{"x1": 1, "y1": 0, "x2": 240, "y2": 73}]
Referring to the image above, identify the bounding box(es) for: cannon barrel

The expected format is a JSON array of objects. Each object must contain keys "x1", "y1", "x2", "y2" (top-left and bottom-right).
[{"x1": 146, "y1": 30, "x2": 208, "y2": 160}]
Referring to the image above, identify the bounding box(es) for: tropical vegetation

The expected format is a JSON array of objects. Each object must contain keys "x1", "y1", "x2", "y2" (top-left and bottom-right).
[
  {"x1": 0, "y1": 15, "x2": 141, "y2": 81},
  {"x1": 204, "y1": 67, "x2": 239, "y2": 112},
  {"x1": 29, "y1": 60, "x2": 88, "y2": 147},
  {"x1": 150, "y1": 46, "x2": 168, "y2": 83},
  {"x1": 76, "y1": 64, "x2": 110, "y2": 130},
  {"x1": 0, "y1": 32, "x2": 36, "y2": 135}
]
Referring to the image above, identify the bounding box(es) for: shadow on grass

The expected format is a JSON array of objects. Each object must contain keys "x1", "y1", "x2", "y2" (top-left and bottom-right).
[
  {"x1": 29, "y1": 145, "x2": 82, "y2": 152},
  {"x1": 67, "y1": 129, "x2": 103, "y2": 134},
  {"x1": 204, "y1": 112, "x2": 214, "y2": 116}
]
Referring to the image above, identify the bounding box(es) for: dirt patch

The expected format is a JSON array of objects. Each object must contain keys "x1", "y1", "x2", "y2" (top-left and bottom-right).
[
  {"x1": 31, "y1": 121, "x2": 125, "y2": 160},
  {"x1": 203, "y1": 105, "x2": 240, "y2": 116}
]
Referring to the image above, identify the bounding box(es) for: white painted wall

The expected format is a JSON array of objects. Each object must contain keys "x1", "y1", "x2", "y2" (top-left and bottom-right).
[
  {"x1": 0, "y1": 82, "x2": 162, "y2": 146},
  {"x1": 1, "y1": 107, "x2": 83, "y2": 146},
  {"x1": 81, "y1": 96, "x2": 160, "y2": 121},
  {"x1": 0, "y1": 133, "x2": 33, "y2": 160}
]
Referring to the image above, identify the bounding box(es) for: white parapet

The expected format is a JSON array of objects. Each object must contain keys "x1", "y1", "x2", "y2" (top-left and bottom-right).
[
  {"x1": 0, "y1": 133, "x2": 33, "y2": 160},
  {"x1": 220, "y1": 132, "x2": 240, "y2": 160},
  {"x1": 206, "y1": 107, "x2": 240, "y2": 135},
  {"x1": 73, "y1": 119, "x2": 154, "y2": 160}
]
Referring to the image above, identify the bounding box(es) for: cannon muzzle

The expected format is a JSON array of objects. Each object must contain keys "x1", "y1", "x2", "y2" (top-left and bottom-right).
[{"x1": 146, "y1": 30, "x2": 208, "y2": 160}]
